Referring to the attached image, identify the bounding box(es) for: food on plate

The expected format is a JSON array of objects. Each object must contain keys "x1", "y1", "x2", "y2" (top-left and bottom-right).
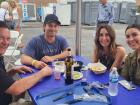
[
  {"x1": 64, "y1": 71, "x2": 83, "y2": 80},
  {"x1": 89, "y1": 62, "x2": 107, "y2": 74},
  {"x1": 73, "y1": 71, "x2": 83, "y2": 80},
  {"x1": 91, "y1": 66, "x2": 103, "y2": 71},
  {"x1": 55, "y1": 61, "x2": 64, "y2": 65}
]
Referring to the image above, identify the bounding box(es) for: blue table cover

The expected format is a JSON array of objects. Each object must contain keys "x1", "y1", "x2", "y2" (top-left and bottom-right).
[{"x1": 20, "y1": 56, "x2": 140, "y2": 105}]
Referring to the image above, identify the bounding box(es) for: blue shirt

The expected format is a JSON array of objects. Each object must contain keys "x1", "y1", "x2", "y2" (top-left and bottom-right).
[
  {"x1": 23, "y1": 34, "x2": 69, "y2": 60},
  {"x1": 97, "y1": 2, "x2": 114, "y2": 25}
]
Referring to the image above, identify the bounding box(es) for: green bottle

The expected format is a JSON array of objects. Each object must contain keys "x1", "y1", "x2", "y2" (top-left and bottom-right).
[{"x1": 65, "y1": 48, "x2": 74, "y2": 85}]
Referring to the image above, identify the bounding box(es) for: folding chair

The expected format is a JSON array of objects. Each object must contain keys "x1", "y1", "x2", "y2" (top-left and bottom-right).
[
  {"x1": 10, "y1": 30, "x2": 20, "y2": 38},
  {"x1": 8, "y1": 30, "x2": 20, "y2": 50},
  {"x1": 4, "y1": 34, "x2": 24, "y2": 69},
  {"x1": 14, "y1": 58, "x2": 22, "y2": 66}
]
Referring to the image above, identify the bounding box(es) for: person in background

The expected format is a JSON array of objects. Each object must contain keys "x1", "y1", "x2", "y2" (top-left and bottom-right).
[
  {"x1": 96, "y1": 0, "x2": 114, "y2": 27},
  {"x1": 121, "y1": 24, "x2": 140, "y2": 85},
  {"x1": 8, "y1": 0, "x2": 24, "y2": 48},
  {"x1": 93, "y1": 24, "x2": 125, "y2": 71},
  {"x1": 8, "y1": 0, "x2": 21, "y2": 32},
  {"x1": 0, "y1": 1, "x2": 12, "y2": 22},
  {"x1": 0, "y1": 21, "x2": 52, "y2": 105},
  {"x1": 21, "y1": 14, "x2": 70, "y2": 69}
]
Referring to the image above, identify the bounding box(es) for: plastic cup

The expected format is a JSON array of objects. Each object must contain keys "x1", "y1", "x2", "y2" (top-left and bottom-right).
[
  {"x1": 53, "y1": 61, "x2": 65, "y2": 73},
  {"x1": 54, "y1": 69, "x2": 61, "y2": 80},
  {"x1": 53, "y1": 62, "x2": 63, "y2": 80}
]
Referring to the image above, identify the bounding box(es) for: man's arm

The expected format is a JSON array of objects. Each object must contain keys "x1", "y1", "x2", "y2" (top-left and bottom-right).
[
  {"x1": 21, "y1": 54, "x2": 47, "y2": 69},
  {"x1": 41, "y1": 36, "x2": 70, "y2": 63},
  {"x1": 41, "y1": 48, "x2": 69, "y2": 63},
  {"x1": 54, "y1": 36, "x2": 70, "y2": 60},
  {"x1": 21, "y1": 36, "x2": 46, "y2": 69},
  {"x1": 51, "y1": 49, "x2": 69, "y2": 60},
  {"x1": 5, "y1": 66, "x2": 52, "y2": 95},
  {"x1": 21, "y1": 54, "x2": 35, "y2": 65}
]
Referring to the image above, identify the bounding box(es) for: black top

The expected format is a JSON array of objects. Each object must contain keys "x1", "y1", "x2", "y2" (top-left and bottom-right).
[
  {"x1": 0, "y1": 56, "x2": 6, "y2": 71},
  {"x1": 99, "y1": 53, "x2": 114, "y2": 70},
  {"x1": 0, "y1": 56, "x2": 15, "y2": 105}
]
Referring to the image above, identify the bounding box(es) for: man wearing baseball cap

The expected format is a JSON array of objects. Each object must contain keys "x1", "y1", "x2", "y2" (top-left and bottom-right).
[{"x1": 21, "y1": 14, "x2": 70, "y2": 69}]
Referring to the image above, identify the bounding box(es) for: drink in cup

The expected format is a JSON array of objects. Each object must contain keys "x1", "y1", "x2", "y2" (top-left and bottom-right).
[
  {"x1": 53, "y1": 61, "x2": 65, "y2": 80},
  {"x1": 54, "y1": 65, "x2": 61, "y2": 80}
]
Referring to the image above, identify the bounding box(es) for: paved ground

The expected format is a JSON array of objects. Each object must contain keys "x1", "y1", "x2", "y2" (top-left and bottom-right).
[{"x1": 21, "y1": 22, "x2": 131, "y2": 60}]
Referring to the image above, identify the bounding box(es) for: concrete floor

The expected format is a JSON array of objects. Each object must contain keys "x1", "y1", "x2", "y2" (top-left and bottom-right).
[{"x1": 21, "y1": 22, "x2": 131, "y2": 60}]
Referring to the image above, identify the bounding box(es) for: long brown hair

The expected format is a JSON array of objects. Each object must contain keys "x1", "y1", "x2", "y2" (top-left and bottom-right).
[{"x1": 95, "y1": 24, "x2": 117, "y2": 58}]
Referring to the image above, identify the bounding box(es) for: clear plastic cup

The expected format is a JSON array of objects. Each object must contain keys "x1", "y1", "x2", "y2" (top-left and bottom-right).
[
  {"x1": 54, "y1": 69, "x2": 61, "y2": 80},
  {"x1": 53, "y1": 61, "x2": 65, "y2": 80},
  {"x1": 53, "y1": 61, "x2": 65, "y2": 73}
]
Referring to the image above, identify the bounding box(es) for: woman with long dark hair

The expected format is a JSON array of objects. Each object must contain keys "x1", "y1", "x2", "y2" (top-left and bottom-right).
[
  {"x1": 93, "y1": 24, "x2": 125, "y2": 70},
  {"x1": 121, "y1": 24, "x2": 140, "y2": 85}
]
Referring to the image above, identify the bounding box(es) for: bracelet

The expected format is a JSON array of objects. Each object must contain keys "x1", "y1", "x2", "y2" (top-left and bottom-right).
[{"x1": 31, "y1": 60, "x2": 37, "y2": 66}]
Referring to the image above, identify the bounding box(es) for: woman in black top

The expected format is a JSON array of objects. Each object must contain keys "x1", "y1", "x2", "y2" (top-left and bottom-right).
[{"x1": 93, "y1": 24, "x2": 125, "y2": 70}]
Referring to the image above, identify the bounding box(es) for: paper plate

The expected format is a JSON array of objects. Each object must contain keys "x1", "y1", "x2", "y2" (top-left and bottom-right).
[
  {"x1": 72, "y1": 71, "x2": 83, "y2": 80},
  {"x1": 88, "y1": 62, "x2": 107, "y2": 74},
  {"x1": 64, "y1": 71, "x2": 83, "y2": 80}
]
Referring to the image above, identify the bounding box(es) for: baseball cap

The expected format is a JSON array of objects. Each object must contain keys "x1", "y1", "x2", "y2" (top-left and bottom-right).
[{"x1": 44, "y1": 14, "x2": 61, "y2": 25}]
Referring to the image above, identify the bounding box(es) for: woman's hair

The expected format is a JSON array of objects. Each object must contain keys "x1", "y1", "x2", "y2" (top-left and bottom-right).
[
  {"x1": 8, "y1": 0, "x2": 17, "y2": 9},
  {"x1": 94, "y1": 24, "x2": 117, "y2": 58},
  {"x1": 125, "y1": 24, "x2": 140, "y2": 34}
]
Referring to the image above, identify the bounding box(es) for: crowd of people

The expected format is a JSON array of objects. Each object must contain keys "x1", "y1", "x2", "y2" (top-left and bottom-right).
[
  {"x1": 0, "y1": 0, "x2": 20, "y2": 31},
  {"x1": 0, "y1": 0, "x2": 24, "y2": 49},
  {"x1": 0, "y1": 0, "x2": 140, "y2": 105}
]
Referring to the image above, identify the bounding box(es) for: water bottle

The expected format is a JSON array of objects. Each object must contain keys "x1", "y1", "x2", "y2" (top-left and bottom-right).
[{"x1": 108, "y1": 67, "x2": 119, "y2": 96}]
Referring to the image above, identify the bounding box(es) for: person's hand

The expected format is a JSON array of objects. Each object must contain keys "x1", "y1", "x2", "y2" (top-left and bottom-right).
[
  {"x1": 63, "y1": 50, "x2": 70, "y2": 57},
  {"x1": 34, "y1": 61, "x2": 47, "y2": 69},
  {"x1": 14, "y1": 66, "x2": 32, "y2": 74},
  {"x1": 41, "y1": 56, "x2": 54, "y2": 63},
  {"x1": 9, "y1": 16, "x2": 13, "y2": 21},
  {"x1": 40, "y1": 66, "x2": 52, "y2": 77}
]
